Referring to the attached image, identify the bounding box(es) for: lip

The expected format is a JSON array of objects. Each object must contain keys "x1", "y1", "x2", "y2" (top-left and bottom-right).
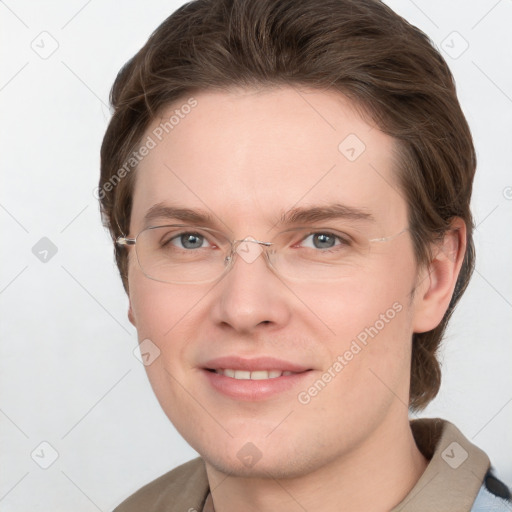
[
  {"x1": 202, "y1": 356, "x2": 311, "y2": 373},
  {"x1": 200, "y1": 356, "x2": 313, "y2": 401}
]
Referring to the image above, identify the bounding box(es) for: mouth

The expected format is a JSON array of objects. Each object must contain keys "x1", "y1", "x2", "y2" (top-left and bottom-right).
[
  {"x1": 206, "y1": 368, "x2": 299, "y2": 380},
  {"x1": 200, "y1": 357, "x2": 313, "y2": 400}
]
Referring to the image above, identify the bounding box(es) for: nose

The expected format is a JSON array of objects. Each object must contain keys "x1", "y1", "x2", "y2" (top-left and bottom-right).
[{"x1": 209, "y1": 238, "x2": 292, "y2": 334}]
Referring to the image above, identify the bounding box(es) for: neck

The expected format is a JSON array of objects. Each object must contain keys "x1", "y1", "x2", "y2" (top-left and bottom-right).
[{"x1": 204, "y1": 414, "x2": 428, "y2": 512}]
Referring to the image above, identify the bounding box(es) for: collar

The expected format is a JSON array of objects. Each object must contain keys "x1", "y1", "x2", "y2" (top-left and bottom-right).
[{"x1": 390, "y1": 418, "x2": 490, "y2": 511}]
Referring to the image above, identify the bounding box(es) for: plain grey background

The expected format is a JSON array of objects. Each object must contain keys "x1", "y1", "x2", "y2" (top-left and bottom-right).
[{"x1": 1, "y1": 0, "x2": 511, "y2": 510}]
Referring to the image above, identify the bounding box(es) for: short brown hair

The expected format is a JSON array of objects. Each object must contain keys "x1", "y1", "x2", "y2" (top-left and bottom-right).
[{"x1": 99, "y1": 0, "x2": 476, "y2": 411}]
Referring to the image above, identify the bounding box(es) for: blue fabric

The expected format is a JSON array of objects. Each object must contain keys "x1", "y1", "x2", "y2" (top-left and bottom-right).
[
  {"x1": 471, "y1": 470, "x2": 512, "y2": 511},
  {"x1": 471, "y1": 485, "x2": 511, "y2": 511}
]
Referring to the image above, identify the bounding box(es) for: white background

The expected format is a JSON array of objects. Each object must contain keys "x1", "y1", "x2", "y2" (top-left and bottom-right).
[{"x1": 1, "y1": 0, "x2": 511, "y2": 510}]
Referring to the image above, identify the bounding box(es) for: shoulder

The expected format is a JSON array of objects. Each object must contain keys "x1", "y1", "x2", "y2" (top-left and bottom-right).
[{"x1": 113, "y1": 457, "x2": 210, "y2": 512}]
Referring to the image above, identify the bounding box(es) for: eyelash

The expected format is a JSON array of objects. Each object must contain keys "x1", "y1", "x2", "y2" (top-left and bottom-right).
[{"x1": 298, "y1": 232, "x2": 351, "y2": 250}]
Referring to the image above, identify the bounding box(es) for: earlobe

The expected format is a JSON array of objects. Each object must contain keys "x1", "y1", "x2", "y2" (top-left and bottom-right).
[
  {"x1": 412, "y1": 218, "x2": 466, "y2": 333},
  {"x1": 128, "y1": 301, "x2": 136, "y2": 327}
]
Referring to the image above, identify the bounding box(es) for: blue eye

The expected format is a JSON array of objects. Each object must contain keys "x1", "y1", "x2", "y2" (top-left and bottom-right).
[
  {"x1": 300, "y1": 232, "x2": 349, "y2": 250},
  {"x1": 165, "y1": 232, "x2": 210, "y2": 250}
]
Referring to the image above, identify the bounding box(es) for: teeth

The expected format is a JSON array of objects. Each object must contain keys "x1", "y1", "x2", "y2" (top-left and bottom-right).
[
  {"x1": 213, "y1": 369, "x2": 297, "y2": 379},
  {"x1": 249, "y1": 370, "x2": 270, "y2": 380}
]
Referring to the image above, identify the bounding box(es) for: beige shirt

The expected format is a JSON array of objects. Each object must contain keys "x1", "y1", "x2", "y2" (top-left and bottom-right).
[{"x1": 114, "y1": 418, "x2": 490, "y2": 512}]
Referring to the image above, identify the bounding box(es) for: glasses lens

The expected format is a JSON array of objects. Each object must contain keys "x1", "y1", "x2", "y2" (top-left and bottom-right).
[
  {"x1": 135, "y1": 226, "x2": 229, "y2": 284},
  {"x1": 266, "y1": 227, "x2": 373, "y2": 281}
]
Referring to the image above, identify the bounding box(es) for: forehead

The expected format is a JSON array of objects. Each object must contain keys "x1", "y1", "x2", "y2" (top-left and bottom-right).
[{"x1": 130, "y1": 87, "x2": 407, "y2": 234}]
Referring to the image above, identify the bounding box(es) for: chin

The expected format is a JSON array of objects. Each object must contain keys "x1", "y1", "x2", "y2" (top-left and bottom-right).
[
  {"x1": 204, "y1": 453, "x2": 312, "y2": 480},
  {"x1": 199, "y1": 437, "x2": 330, "y2": 481}
]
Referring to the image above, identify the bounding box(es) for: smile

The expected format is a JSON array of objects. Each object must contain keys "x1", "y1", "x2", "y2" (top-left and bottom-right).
[{"x1": 210, "y1": 369, "x2": 297, "y2": 379}]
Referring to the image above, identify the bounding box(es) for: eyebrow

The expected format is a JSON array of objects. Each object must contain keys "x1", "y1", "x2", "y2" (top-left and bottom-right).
[
  {"x1": 142, "y1": 202, "x2": 375, "y2": 230},
  {"x1": 277, "y1": 203, "x2": 375, "y2": 226},
  {"x1": 143, "y1": 203, "x2": 216, "y2": 227}
]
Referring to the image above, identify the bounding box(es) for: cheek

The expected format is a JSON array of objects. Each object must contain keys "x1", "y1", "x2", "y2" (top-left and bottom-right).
[
  {"x1": 128, "y1": 256, "x2": 202, "y2": 336},
  {"x1": 296, "y1": 297, "x2": 413, "y2": 431},
  {"x1": 305, "y1": 266, "x2": 412, "y2": 344},
  {"x1": 128, "y1": 275, "x2": 209, "y2": 425},
  {"x1": 300, "y1": 258, "x2": 415, "y2": 402},
  {"x1": 128, "y1": 270, "x2": 208, "y2": 376}
]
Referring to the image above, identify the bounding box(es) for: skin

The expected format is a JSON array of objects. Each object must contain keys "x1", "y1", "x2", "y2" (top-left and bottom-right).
[{"x1": 126, "y1": 86, "x2": 466, "y2": 511}]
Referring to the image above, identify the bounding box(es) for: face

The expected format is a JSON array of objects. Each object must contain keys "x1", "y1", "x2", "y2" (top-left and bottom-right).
[{"x1": 126, "y1": 87, "x2": 425, "y2": 478}]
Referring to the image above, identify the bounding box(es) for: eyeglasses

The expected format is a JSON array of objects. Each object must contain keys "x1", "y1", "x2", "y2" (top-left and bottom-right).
[{"x1": 116, "y1": 224, "x2": 408, "y2": 284}]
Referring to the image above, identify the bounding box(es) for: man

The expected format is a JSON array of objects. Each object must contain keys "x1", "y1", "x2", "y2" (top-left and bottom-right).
[{"x1": 99, "y1": 0, "x2": 511, "y2": 510}]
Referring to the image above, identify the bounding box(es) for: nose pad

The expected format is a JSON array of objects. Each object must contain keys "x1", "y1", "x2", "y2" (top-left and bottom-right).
[{"x1": 224, "y1": 238, "x2": 274, "y2": 276}]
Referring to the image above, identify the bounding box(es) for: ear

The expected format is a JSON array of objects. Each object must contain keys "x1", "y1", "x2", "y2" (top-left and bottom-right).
[
  {"x1": 128, "y1": 299, "x2": 136, "y2": 327},
  {"x1": 412, "y1": 218, "x2": 467, "y2": 333}
]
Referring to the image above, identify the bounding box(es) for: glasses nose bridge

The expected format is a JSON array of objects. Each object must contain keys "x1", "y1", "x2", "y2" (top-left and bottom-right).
[
  {"x1": 231, "y1": 236, "x2": 273, "y2": 248},
  {"x1": 226, "y1": 236, "x2": 274, "y2": 271}
]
